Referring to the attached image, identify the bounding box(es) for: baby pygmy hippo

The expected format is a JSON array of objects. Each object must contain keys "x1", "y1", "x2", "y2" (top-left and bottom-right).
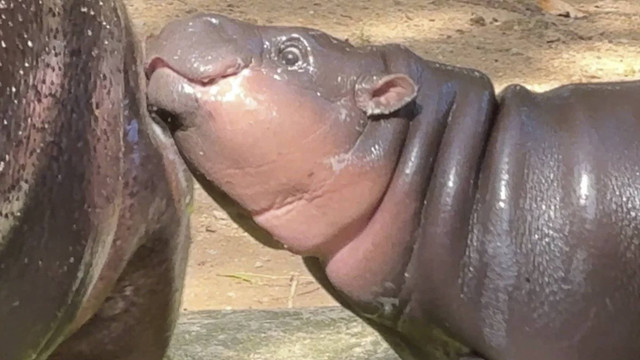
[{"x1": 145, "y1": 13, "x2": 640, "y2": 360}]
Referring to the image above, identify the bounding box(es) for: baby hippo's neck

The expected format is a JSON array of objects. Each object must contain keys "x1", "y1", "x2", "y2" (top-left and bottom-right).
[
  {"x1": 324, "y1": 74, "x2": 456, "y2": 306},
  {"x1": 324, "y1": 65, "x2": 498, "y2": 321}
]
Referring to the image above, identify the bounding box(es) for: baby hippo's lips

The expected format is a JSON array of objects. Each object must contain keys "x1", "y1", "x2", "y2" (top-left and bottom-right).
[
  {"x1": 144, "y1": 56, "x2": 245, "y2": 86},
  {"x1": 145, "y1": 56, "x2": 246, "y2": 132},
  {"x1": 145, "y1": 65, "x2": 202, "y2": 132}
]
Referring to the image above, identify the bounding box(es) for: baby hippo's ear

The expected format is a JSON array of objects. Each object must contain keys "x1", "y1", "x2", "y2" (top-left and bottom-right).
[{"x1": 355, "y1": 74, "x2": 418, "y2": 116}]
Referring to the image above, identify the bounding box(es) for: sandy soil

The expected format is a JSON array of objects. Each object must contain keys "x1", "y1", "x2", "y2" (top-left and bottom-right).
[{"x1": 123, "y1": 0, "x2": 640, "y2": 311}]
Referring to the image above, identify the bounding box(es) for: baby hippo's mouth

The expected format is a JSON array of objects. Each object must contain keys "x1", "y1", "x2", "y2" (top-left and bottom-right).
[
  {"x1": 144, "y1": 64, "x2": 194, "y2": 133},
  {"x1": 143, "y1": 54, "x2": 249, "y2": 133},
  {"x1": 144, "y1": 56, "x2": 245, "y2": 86}
]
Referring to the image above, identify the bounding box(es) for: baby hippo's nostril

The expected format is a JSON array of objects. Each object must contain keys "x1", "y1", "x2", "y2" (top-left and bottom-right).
[{"x1": 196, "y1": 59, "x2": 246, "y2": 85}]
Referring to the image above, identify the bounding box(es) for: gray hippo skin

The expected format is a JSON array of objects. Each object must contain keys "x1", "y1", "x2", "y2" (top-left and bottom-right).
[
  {"x1": 144, "y1": 13, "x2": 640, "y2": 360},
  {"x1": 0, "y1": 0, "x2": 192, "y2": 359}
]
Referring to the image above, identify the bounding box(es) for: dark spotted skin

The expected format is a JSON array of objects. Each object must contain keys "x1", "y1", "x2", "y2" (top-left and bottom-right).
[{"x1": 0, "y1": 1, "x2": 192, "y2": 359}]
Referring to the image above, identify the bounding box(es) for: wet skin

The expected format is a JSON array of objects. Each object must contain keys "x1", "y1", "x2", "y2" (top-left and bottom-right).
[
  {"x1": 0, "y1": 0, "x2": 192, "y2": 359},
  {"x1": 145, "y1": 13, "x2": 640, "y2": 360}
]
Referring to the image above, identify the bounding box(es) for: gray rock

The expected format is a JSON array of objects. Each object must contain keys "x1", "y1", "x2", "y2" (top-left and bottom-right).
[{"x1": 166, "y1": 307, "x2": 400, "y2": 360}]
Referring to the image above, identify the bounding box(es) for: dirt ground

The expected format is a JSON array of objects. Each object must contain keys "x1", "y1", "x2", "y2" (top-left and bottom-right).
[{"x1": 123, "y1": 0, "x2": 640, "y2": 311}]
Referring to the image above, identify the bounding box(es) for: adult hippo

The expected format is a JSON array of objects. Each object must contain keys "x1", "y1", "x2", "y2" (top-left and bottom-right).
[
  {"x1": 0, "y1": 0, "x2": 192, "y2": 359},
  {"x1": 144, "y1": 13, "x2": 640, "y2": 360}
]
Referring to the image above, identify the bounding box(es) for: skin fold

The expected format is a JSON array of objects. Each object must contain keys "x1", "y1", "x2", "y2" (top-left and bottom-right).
[
  {"x1": 145, "y1": 13, "x2": 640, "y2": 360},
  {"x1": 0, "y1": 1, "x2": 192, "y2": 359}
]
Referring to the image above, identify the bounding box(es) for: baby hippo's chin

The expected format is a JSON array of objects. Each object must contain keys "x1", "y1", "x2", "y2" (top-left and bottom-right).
[
  {"x1": 189, "y1": 179, "x2": 289, "y2": 251},
  {"x1": 194, "y1": 178, "x2": 347, "y2": 258},
  {"x1": 252, "y1": 203, "x2": 370, "y2": 260}
]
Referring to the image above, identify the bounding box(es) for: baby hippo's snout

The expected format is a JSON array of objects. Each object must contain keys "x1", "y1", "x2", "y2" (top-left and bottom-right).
[
  {"x1": 144, "y1": 13, "x2": 265, "y2": 130},
  {"x1": 144, "y1": 13, "x2": 262, "y2": 84}
]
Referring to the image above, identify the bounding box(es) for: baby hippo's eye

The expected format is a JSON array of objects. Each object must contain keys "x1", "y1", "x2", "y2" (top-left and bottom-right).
[
  {"x1": 275, "y1": 37, "x2": 309, "y2": 69},
  {"x1": 280, "y1": 46, "x2": 302, "y2": 67}
]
